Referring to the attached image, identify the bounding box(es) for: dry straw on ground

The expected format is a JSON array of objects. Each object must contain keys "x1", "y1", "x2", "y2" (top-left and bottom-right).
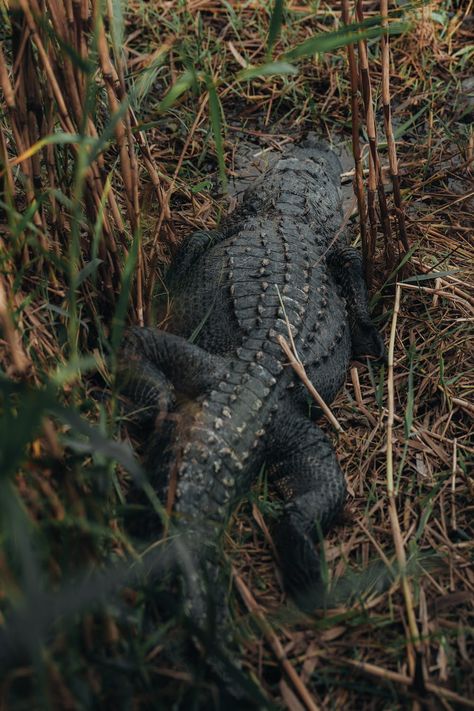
[{"x1": 0, "y1": 0, "x2": 473, "y2": 709}]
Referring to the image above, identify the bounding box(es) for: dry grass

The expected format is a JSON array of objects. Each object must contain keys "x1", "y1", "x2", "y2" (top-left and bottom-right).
[{"x1": 0, "y1": 0, "x2": 473, "y2": 708}]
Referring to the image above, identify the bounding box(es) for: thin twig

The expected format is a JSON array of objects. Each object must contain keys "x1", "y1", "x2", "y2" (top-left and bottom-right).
[
  {"x1": 233, "y1": 568, "x2": 320, "y2": 711},
  {"x1": 341, "y1": 0, "x2": 368, "y2": 276},
  {"x1": 380, "y1": 0, "x2": 409, "y2": 252},
  {"x1": 278, "y1": 335, "x2": 343, "y2": 433},
  {"x1": 386, "y1": 284, "x2": 425, "y2": 687},
  {"x1": 356, "y1": 0, "x2": 394, "y2": 269},
  {"x1": 336, "y1": 658, "x2": 474, "y2": 709}
]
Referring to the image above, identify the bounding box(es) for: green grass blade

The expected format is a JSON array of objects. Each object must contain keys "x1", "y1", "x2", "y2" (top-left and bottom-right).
[
  {"x1": 76, "y1": 258, "x2": 104, "y2": 287},
  {"x1": 132, "y1": 51, "x2": 170, "y2": 107},
  {"x1": 402, "y1": 269, "x2": 460, "y2": 284},
  {"x1": 156, "y1": 69, "x2": 197, "y2": 114},
  {"x1": 238, "y1": 60, "x2": 297, "y2": 81},
  {"x1": 89, "y1": 97, "x2": 131, "y2": 165},
  {"x1": 110, "y1": 229, "x2": 140, "y2": 355},
  {"x1": 0, "y1": 380, "x2": 56, "y2": 479},
  {"x1": 206, "y1": 76, "x2": 227, "y2": 192},
  {"x1": 285, "y1": 18, "x2": 410, "y2": 60},
  {"x1": 109, "y1": 0, "x2": 125, "y2": 58},
  {"x1": 267, "y1": 0, "x2": 285, "y2": 56}
]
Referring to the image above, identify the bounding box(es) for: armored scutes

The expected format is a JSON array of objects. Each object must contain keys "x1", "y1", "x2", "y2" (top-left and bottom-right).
[{"x1": 120, "y1": 137, "x2": 384, "y2": 635}]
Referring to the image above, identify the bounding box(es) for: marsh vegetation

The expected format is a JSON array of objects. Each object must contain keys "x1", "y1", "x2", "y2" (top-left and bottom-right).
[{"x1": 0, "y1": 1, "x2": 472, "y2": 708}]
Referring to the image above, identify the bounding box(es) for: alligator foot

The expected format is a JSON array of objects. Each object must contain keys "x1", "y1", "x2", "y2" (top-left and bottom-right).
[
  {"x1": 268, "y1": 412, "x2": 346, "y2": 610},
  {"x1": 328, "y1": 244, "x2": 386, "y2": 361},
  {"x1": 351, "y1": 314, "x2": 386, "y2": 363}
]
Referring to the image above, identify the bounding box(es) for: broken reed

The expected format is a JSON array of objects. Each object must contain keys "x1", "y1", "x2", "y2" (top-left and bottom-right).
[{"x1": 341, "y1": 0, "x2": 408, "y2": 285}]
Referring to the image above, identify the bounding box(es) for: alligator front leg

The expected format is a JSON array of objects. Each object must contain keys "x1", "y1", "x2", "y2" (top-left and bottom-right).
[
  {"x1": 267, "y1": 411, "x2": 346, "y2": 609},
  {"x1": 168, "y1": 229, "x2": 221, "y2": 284},
  {"x1": 327, "y1": 244, "x2": 385, "y2": 360}
]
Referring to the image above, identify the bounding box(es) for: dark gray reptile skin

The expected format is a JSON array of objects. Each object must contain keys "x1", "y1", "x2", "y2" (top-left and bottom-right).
[{"x1": 120, "y1": 136, "x2": 384, "y2": 630}]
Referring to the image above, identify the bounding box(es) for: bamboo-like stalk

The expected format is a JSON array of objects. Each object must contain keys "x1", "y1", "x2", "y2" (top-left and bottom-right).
[
  {"x1": 1, "y1": 2, "x2": 170, "y2": 316},
  {"x1": 96, "y1": 17, "x2": 134, "y2": 216},
  {"x1": 47, "y1": 1, "x2": 85, "y2": 128},
  {"x1": 341, "y1": 0, "x2": 368, "y2": 277},
  {"x1": 355, "y1": 0, "x2": 394, "y2": 268},
  {"x1": 386, "y1": 284, "x2": 425, "y2": 687},
  {"x1": 105, "y1": 0, "x2": 144, "y2": 323},
  {"x1": 96, "y1": 6, "x2": 144, "y2": 319},
  {"x1": 2, "y1": 24, "x2": 43, "y2": 262},
  {"x1": 17, "y1": 0, "x2": 75, "y2": 133},
  {"x1": 0, "y1": 276, "x2": 30, "y2": 374},
  {"x1": 0, "y1": 127, "x2": 15, "y2": 206},
  {"x1": 380, "y1": 0, "x2": 409, "y2": 252},
  {"x1": 0, "y1": 66, "x2": 16, "y2": 223},
  {"x1": 16, "y1": 0, "x2": 121, "y2": 287},
  {"x1": 5, "y1": 1, "x2": 155, "y2": 304}
]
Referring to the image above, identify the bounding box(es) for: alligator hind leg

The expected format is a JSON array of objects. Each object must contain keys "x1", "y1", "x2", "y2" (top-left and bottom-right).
[
  {"x1": 119, "y1": 352, "x2": 174, "y2": 432},
  {"x1": 267, "y1": 412, "x2": 346, "y2": 608},
  {"x1": 118, "y1": 328, "x2": 226, "y2": 529},
  {"x1": 168, "y1": 229, "x2": 221, "y2": 285},
  {"x1": 328, "y1": 244, "x2": 385, "y2": 360},
  {"x1": 120, "y1": 327, "x2": 225, "y2": 395},
  {"x1": 119, "y1": 327, "x2": 226, "y2": 440}
]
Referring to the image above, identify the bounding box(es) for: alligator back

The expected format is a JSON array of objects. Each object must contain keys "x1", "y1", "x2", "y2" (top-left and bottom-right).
[
  {"x1": 147, "y1": 142, "x2": 353, "y2": 521},
  {"x1": 166, "y1": 141, "x2": 351, "y2": 404}
]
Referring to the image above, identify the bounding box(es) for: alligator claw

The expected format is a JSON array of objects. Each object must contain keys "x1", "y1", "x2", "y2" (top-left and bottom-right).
[{"x1": 351, "y1": 318, "x2": 387, "y2": 363}]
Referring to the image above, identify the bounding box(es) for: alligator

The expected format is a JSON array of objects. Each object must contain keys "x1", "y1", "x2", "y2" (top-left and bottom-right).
[{"x1": 119, "y1": 136, "x2": 384, "y2": 657}]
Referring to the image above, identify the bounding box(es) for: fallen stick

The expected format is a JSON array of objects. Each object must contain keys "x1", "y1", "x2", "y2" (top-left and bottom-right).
[
  {"x1": 386, "y1": 284, "x2": 425, "y2": 688},
  {"x1": 338, "y1": 658, "x2": 474, "y2": 709},
  {"x1": 277, "y1": 335, "x2": 343, "y2": 433},
  {"x1": 232, "y1": 567, "x2": 320, "y2": 711}
]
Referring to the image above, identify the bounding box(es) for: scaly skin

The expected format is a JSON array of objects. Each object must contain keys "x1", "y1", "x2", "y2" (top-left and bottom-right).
[{"x1": 120, "y1": 137, "x2": 384, "y2": 636}]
